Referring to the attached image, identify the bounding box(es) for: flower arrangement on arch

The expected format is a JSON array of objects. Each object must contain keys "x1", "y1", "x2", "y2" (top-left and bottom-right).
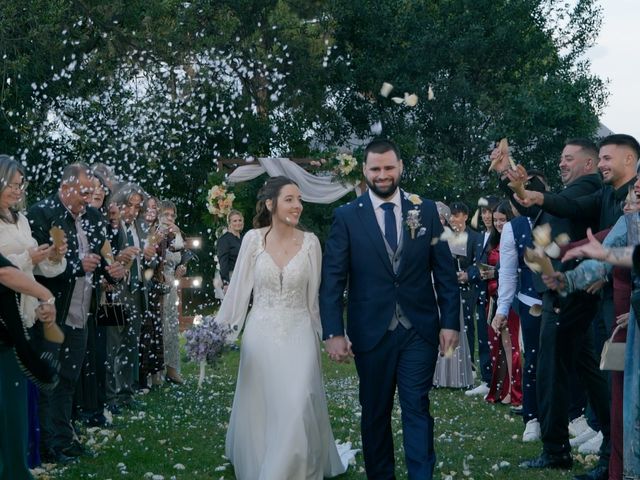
[
  {"x1": 206, "y1": 184, "x2": 235, "y2": 219},
  {"x1": 309, "y1": 151, "x2": 362, "y2": 186}
]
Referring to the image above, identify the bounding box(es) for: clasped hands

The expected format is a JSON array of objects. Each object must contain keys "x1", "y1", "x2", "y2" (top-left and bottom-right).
[
  {"x1": 324, "y1": 335, "x2": 354, "y2": 363},
  {"x1": 325, "y1": 329, "x2": 460, "y2": 361}
]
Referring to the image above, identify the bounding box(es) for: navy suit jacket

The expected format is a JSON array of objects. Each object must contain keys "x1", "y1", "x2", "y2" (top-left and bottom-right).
[
  {"x1": 319, "y1": 191, "x2": 460, "y2": 353},
  {"x1": 468, "y1": 229, "x2": 491, "y2": 305}
]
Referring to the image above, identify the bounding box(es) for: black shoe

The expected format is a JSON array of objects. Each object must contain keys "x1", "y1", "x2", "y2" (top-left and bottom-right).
[
  {"x1": 121, "y1": 399, "x2": 143, "y2": 411},
  {"x1": 573, "y1": 465, "x2": 608, "y2": 480},
  {"x1": 42, "y1": 447, "x2": 78, "y2": 465},
  {"x1": 61, "y1": 439, "x2": 95, "y2": 458},
  {"x1": 510, "y1": 405, "x2": 524, "y2": 416},
  {"x1": 107, "y1": 403, "x2": 122, "y2": 415},
  {"x1": 520, "y1": 452, "x2": 573, "y2": 469},
  {"x1": 60, "y1": 440, "x2": 86, "y2": 457}
]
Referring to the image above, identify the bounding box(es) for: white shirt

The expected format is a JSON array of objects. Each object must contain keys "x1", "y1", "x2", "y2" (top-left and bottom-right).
[
  {"x1": 369, "y1": 189, "x2": 402, "y2": 246},
  {"x1": 0, "y1": 213, "x2": 66, "y2": 327},
  {"x1": 123, "y1": 221, "x2": 142, "y2": 280},
  {"x1": 496, "y1": 220, "x2": 542, "y2": 317}
]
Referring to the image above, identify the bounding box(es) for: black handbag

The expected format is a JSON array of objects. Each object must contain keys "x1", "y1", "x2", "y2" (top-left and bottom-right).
[{"x1": 96, "y1": 291, "x2": 127, "y2": 328}]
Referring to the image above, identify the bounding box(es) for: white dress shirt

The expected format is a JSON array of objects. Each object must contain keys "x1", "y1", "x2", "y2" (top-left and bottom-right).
[
  {"x1": 124, "y1": 221, "x2": 142, "y2": 281},
  {"x1": 369, "y1": 188, "x2": 402, "y2": 246},
  {"x1": 496, "y1": 220, "x2": 542, "y2": 317}
]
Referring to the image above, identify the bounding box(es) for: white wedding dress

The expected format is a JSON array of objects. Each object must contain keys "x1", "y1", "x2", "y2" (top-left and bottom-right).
[{"x1": 215, "y1": 228, "x2": 354, "y2": 480}]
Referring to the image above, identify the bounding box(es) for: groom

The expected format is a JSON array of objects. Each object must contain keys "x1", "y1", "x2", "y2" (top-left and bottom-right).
[{"x1": 320, "y1": 139, "x2": 460, "y2": 479}]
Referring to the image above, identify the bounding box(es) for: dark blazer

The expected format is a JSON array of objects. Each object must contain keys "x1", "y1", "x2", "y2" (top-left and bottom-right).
[
  {"x1": 319, "y1": 191, "x2": 460, "y2": 353},
  {"x1": 456, "y1": 227, "x2": 481, "y2": 298},
  {"x1": 27, "y1": 194, "x2": 112, "y2": 326},
  {"x1": 502, "y1": 173, "x2": 602, "y2": 241},
  {"x1": 468, "y1": 229, "x2": 490, "y2": 302},
  {"x1": 216, "y1": 231, "x2": 242, "y2": 283}
]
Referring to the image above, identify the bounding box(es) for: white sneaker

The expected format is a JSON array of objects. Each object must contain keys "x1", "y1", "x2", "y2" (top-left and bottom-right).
[
  {"x1": 569, "y1": 426, "x2": 598, "y2": 447},
  {"x1": 568, "y1": 415, "x2": 589, "y2": 438},
  {"x1": 522, "y1": 419, "x2": 541, "y2": 442},
  {"x1": 465, "y1": 382, "x2": 489, "y2": 397},
  {"x1": 578, "y1": 431, "x2": 603, "y2": 454}
]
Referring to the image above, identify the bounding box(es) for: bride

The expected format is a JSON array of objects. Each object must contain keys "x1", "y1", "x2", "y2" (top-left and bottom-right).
[{"x1": 215, "y1": 176, "x2": 354, "y2": 479}]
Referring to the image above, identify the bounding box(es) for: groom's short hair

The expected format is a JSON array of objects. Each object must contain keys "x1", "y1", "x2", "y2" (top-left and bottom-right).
[{"x1": 364, "y1": 139, "x2": 401, "y2": 163}]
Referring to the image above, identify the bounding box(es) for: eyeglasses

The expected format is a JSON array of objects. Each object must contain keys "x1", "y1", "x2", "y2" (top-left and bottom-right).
[{"x1": 7, "y1": 181, "x2": 28, "y2": 192}]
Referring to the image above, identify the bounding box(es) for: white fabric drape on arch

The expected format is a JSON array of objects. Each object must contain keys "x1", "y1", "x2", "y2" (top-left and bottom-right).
[{"x1": 225, "y1": 157, "x2": 357, "y2": 204}]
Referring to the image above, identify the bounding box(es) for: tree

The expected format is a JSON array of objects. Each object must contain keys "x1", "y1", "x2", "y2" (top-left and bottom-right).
[
  {"x1": 326, "y1": 0, "x2": 606, "y2": 202},
  {"x1": 0, "y1": 0, "x2": 606, "y2": 229}
]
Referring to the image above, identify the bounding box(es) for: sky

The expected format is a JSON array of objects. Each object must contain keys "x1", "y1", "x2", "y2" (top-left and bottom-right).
[{"x1": 586, "y1": 0, "x2": 639, "y2": 141}]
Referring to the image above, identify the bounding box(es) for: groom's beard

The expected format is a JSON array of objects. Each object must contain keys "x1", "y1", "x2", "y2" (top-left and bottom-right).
[{"x1": 365, "y1": 177, "x2": 400, "y2": 199}]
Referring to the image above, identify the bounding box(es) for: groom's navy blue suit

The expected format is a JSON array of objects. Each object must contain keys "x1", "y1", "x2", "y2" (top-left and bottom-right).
[{"x1": 320, "y1": 190, "x2": 460, "y2": 479}]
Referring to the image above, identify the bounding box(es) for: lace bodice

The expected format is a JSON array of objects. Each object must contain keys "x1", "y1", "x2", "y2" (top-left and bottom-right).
[
  {"x1": 252, "y1": 247, "x2": 310, "y2": 311},
  {"x1": 215, "y1": 228, "x2": 322, "y2": 341}
]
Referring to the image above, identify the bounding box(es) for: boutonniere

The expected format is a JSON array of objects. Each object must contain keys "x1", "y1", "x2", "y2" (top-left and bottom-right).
[{"x1": 403, "y1": 192, "x2": 422, "y2": 239}]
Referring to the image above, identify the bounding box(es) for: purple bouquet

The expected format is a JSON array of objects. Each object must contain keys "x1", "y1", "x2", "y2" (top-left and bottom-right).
[{"x1": 184, "y1": 315, "x2": 230, "y2": 364}]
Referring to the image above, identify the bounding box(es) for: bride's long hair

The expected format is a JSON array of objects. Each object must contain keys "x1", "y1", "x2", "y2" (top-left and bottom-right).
[{"x1": 253, "y1": 176, "x2": 300, "y2": 229}]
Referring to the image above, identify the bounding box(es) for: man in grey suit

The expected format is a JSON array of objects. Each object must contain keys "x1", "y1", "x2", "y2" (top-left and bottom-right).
[{"x1": 106, "y1": 183, "x2": 155, "y2": 411}]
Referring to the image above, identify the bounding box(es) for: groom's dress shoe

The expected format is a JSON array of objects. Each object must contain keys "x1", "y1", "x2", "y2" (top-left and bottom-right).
[
  {"x1": 573, "y1": 465, "x2": 608, "y2": 480},
  {"x1": 520, "y1": 452, "x2": 573, "y2": 469}
]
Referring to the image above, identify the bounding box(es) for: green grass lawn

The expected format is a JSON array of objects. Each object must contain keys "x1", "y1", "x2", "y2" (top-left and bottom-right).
[{"x1": 48, "y1": 348, "x2": 596, "y2": 479}]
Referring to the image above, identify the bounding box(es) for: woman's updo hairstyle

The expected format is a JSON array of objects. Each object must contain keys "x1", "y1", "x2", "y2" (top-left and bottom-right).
[
  {"x1": 253, "y1": 176, "x2": 299, "y2": 229},
  {"x1": 227, "y1": 209, "x2": 243, "y2": 226}
]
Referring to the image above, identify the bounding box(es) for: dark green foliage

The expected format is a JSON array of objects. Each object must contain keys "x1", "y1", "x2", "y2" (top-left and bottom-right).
[{"x1": 0, "y1": 0, "x2": 606, "y2": 236}]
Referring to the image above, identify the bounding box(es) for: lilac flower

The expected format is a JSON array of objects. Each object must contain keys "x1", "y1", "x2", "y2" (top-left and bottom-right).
[{"x1": 183, "y1": 315, "x2": 230, "y2": 364}]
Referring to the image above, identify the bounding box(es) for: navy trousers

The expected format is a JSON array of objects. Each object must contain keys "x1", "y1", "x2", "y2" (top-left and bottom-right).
[{"x1": 354, "y1": 325, "x2": 439, "y2": 480}]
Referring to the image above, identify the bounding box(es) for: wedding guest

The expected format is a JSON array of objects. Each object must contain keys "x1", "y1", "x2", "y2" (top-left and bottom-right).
[
  {"x1": 74, "y1": 168, "x2": 112, "y2": 427},
  {"x1": 544, "y1": 177, "x2": 640, "y2": 478},
  {"x1": 28, "y1": 162, "x2": 125, "y2": 463},
  {"x1": 216, "y1": 176, "x2": 355, "y2": 478},
  {"x1": 139, "y1": 199, "x2": 169, "y2": 389},
  {"x1": 0, "y1": 254, "x2": 59, "y2": 480},
  {"x1": 158, "y1": 200, "x2": 186, "y2": 384},
  {"x1": 466, "y1": 195, "x2": 501, "y2": 396},
  {"x1": 0, "y1": 155, "x2": 67, "y2": 468},
  {"x1": 216, "y1": 210, "x2": 244, "y2": 295},
  {"x1": 448, "y1": 202, "x2": 482, "y2": 372},
  {"x1": 484, "y1": 201, "x2": 523, "y2": 406},
  {"x1": 91, "y1": 163, "x2": 118, "y2": 192},
  {"x1": 515, "y1": 136, "x2": 637, "y2": 479},
  {"x1": 433, "y1": 201, "x2": 474, "y2": 389},
  {"x1": 492, "y1": 179, "x2": 545, "y2": 441},
  {"x1": 144, "y1": 196, "x2": 159, "y2": 231},
  {"x1": 106, "y1": 183, "x2": 154, "y2": 410},
  {"x1": 494, "y1": 139, "x2": 601, "y2": 475},
  {"x1": 102, "y1": 197, "x2": 128, "y2": 414},
  {"x1": 89, "y1": 173, "x2": 109, "y2": 211}
]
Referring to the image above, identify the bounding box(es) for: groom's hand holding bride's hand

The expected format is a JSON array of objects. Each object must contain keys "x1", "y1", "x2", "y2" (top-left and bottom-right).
[
  {"x1": 324, "y1": 336, "x2": 354, "y2": 363},
  {"x1": 439, "y1": 329, "x2": 459, "y2": 357}
]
